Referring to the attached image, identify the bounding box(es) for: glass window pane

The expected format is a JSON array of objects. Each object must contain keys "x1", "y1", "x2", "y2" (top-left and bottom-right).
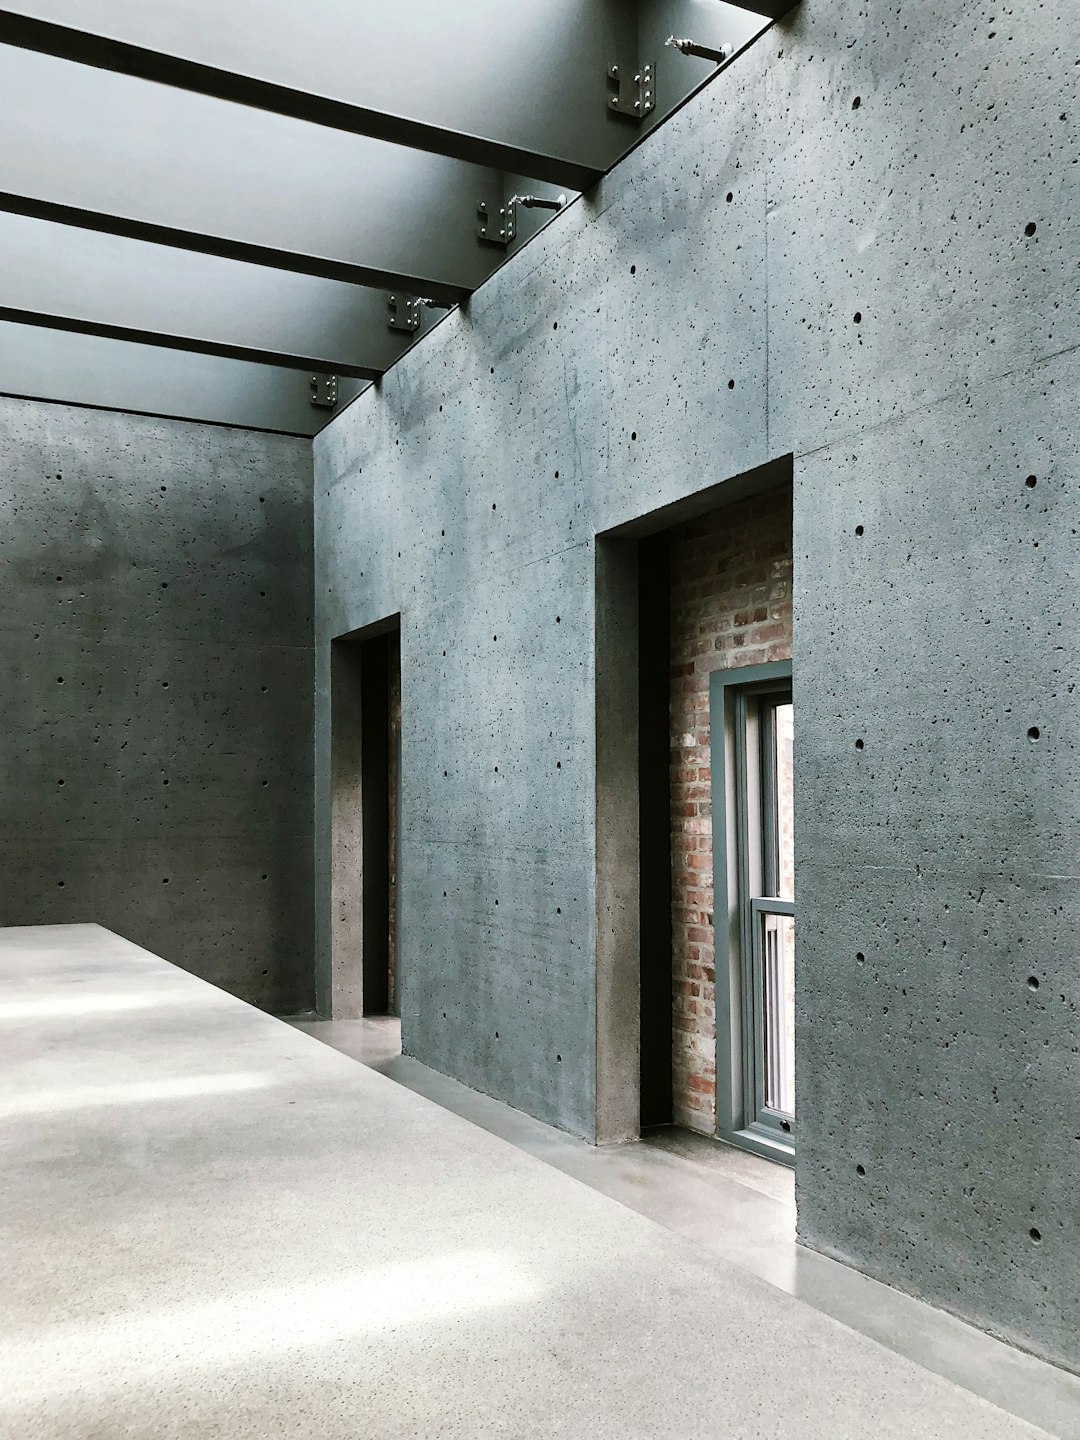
[
  {"x1": 763, "y1": 911, "x2": 795, "y2": 1116},
  {"x1": 773, "y1": 701, "x2": 794, "y2": 902}
]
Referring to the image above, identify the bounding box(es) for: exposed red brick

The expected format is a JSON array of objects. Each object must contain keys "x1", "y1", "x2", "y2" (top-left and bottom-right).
[{"x1": 669, "y1": 482, "x2": 792, "y2": 1134}]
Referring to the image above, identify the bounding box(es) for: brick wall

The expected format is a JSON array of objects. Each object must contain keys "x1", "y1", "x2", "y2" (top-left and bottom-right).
[{"x1": 668, "y1": 483, "x2": 793, "y2": 1133}]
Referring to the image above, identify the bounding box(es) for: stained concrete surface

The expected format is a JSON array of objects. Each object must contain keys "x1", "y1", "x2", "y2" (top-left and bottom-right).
[
  {"x1": 0, "y1": 924, "x2": 1061, "y2": 1439},
  {"x1": 0, "y1": 397, "x2": 315, "y2": 1011}
]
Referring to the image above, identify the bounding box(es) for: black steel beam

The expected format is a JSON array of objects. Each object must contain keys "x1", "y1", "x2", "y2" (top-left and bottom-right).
[
  {"x1": 721, "y1": 0, "x2": 799, "y2": 14},
  {"x1": 0, "y1": 318, "x2": 367, "y2": 434},
  {"x1": 0, "y1": 10, "x2": 604, "y2": 192},
  {"x1": 0, "y1": 0, "x2": 779, "y2": 433},
  {"x1": 0, "y1": 209, "x2": 453, "y2": 380},
  {"x1": 0, "y1": 307, "x2": 380, "y2": 380},
  {"x1": 0, "y1": 192, "x2": 472, "y2": 308},
  {"x1": 0, "y1": 45, "x2": 572, "y2": 307}
]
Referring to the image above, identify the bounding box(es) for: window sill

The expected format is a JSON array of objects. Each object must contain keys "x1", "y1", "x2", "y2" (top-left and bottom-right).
[{"x1": 717, "y1": 1122, "x2": 795, "y2": 1169}]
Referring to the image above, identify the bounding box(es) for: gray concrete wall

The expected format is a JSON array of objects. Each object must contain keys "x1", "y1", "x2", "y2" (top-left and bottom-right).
[
  {"x1": 0, "y1": 397, "x2": 315, "y2": 1013},
  {"x1": 314, "y1": 0, "x2": 1078, "y2": 1370}
]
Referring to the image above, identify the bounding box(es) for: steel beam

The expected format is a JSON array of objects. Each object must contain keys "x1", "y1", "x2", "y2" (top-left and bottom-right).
[
  {"x1": 0, "y1": 47, "x2": 570, "y2": 306},
  {"x1": 0, "y1": 211, "x2": 444, "y2": 379},
  {"x1": 721, "y1": 0, "x2": 798, "y2": 15},
  {"x1": 0, "y1": 2, "x2": 773, "y2": 187},
  {"x1": 0, "y1": 3, "x2": 610, "y2": 191},
  {"x1": 0, "y1": 320, "x2": 366, "y2": 435},
  {"x1": 0, "y1": 193, "x2": 475, "y2": 311},
  {"x1": 0, "y1": 1, "x2": 777, "y2": 434}
]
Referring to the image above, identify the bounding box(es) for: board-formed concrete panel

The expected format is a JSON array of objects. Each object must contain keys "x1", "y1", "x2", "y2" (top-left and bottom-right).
[
  {"x1": 793, "y1": 350, "x2": 1080, "y2": 1370},
  {"x1": 766, "y1": 0, "x2": 1079, "y2": 459},
  {"x1": 0, "y1": 397, "x2": 315, "y2": 1011},
  {"x1": 313, "y1": 41, "x2": 774, "y2": 1142},
  {"x1": 399, "y1": 548, "x2": 598, "y2": 1138},
  {"x1": 314, "y1": 0, "x2": 1079, "y2": 1369}
]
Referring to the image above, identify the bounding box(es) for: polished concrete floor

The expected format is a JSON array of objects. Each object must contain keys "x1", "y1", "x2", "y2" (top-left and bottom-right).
[
  {"x1": 290, "y1": 1016, "x2": 1080, "y2": 1440},
  {"x1": 1, "y1": 926, "x2": 1075, "y2": 1439}
]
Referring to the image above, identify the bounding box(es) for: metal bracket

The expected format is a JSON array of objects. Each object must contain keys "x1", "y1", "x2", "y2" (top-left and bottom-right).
[
  {"x1": 607, "y1": 61, "x2": 655, "y2": 119},
  {"x1": 309, "y1": 373, "x2": 338, "y2": 410},
  {"x1": 477, "y1": 196, "x2": 517, "y2": 247},
  {"x1": 667, "y1": 36, "x2": 732, "y2": 65},
  {"x1": 516, "y1": 194, "x2": 568, "y2": 214},
  {"x1": 387, "y1": 292, "x2": 421, "y2": 333}
]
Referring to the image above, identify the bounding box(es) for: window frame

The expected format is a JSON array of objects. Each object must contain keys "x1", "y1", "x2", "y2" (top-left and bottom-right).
[{"x1": 710, "y1": 660, "x2": 795, "y2": 1167}]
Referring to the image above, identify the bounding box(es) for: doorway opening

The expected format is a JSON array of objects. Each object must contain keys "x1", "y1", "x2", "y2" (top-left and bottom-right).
[
  {"x1": 664, "y1": 480, "x2": 794, "y2": 1161},
  {"x1": 638, "y1": 531, "x2": 674, "y2": 1129},
  {"x1": 596, "y1": 458, "x2": 794, "y2": 1159},
  {"x1": 329, "y1": 618, "x2": 400, "y2": 1018},
  {"x1": 360, "y1": 625, "x2": 400, "y2": 1016}
]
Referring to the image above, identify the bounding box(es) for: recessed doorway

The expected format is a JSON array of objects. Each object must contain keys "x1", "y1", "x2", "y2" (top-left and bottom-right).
[{"x1": 329, "y1": 618, "x2": 401, "y2": 1018}]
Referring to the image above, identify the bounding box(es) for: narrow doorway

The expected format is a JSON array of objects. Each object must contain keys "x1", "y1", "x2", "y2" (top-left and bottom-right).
[
  {"x1": 629, "y1": 478, "x2": 795, "y2": 1160},
  {"x1": 665, "y1": 482, "x2": 795, "y2": 1163},
  {"x1": 329, "y1": 619, "x2": 401, "y2": 1019},
  {"x1": 360, "y1": 626, "x2": 400, "y2": 1016},
  {"x1": 596, "y1": 460, "x2": 794, "y2": 1152},
  {"x1": 638, "y1": 532, "x2": 674, "y2": 1129}
]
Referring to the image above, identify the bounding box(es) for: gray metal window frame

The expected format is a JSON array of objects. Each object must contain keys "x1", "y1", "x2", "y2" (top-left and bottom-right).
[{"x1": 710, "y1": 661, "x2": 795, "y2": 1166}]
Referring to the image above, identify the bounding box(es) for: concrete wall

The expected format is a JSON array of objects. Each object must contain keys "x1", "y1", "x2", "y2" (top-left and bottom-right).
[
  {"x1": 0, "y1": 397, "x2": 315, "y2": 1013},
  {"x1": 314, "y1": 0, "x2": 1078, "y2": 1371}
]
